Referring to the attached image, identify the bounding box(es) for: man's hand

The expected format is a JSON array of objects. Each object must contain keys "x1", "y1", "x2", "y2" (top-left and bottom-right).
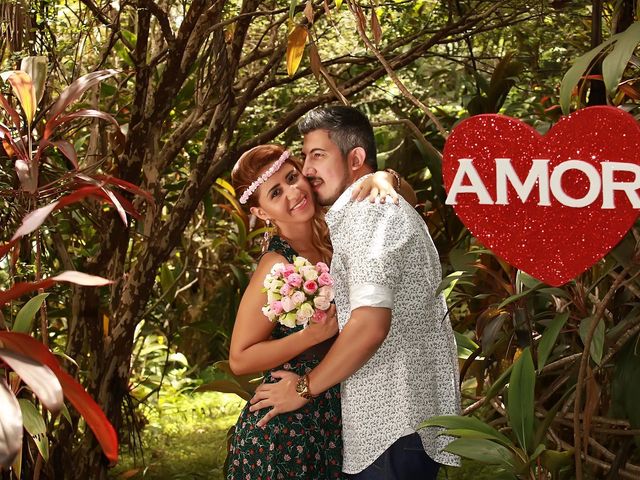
[{"x1": 249, "y1": 370, "x2": 309, "y2": 428}]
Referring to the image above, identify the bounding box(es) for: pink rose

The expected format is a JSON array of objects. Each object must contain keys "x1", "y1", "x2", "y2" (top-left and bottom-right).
[
  {"x1": 315, "y1": 262, "x2": 329, "y2": 274},
  {"x1": 303, "y1": 280, "x2": 318, "y2": 295},
  {"x1": 286, "y1": 273, "x2": 303, "y2": 288},
  {"x1": 270, "y1": 300, "x2": 284, "y2": 315},
  {"x1": 280, "y1": 284, "x2": 292, "y2": 296},
  {"x1": 282, "y1": 265, "x2": 296, "y2": 278},
  {"x1": 312, "y1": 309, "x2": 327, "y2": 323},
  {"x1": 318, "y1": 272, "x2": 333, "y2": 287}
]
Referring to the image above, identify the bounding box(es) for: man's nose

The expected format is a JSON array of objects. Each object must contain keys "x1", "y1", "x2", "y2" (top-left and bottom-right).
[{"x1": 302, "y1": 163, "x2": 316, "y2": 177}]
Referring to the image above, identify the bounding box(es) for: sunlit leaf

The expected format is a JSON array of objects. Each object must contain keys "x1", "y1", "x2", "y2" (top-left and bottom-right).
[
  {"x1": 52, "y1": 271, "x2": 113, "y2": 286},
  {"x1": 0, "y1": 348, "x2": 64, "y2": 413},
  {"x1": 286, "y1": 25, "x2": 308, "y2": 77},
  {"x1": 11, "y1": 202, "x2": 59, "y2": 241},
  {"x1": 0, "y1": 379, "x2": 22, "y2": 468},
  {"x1": 13, "y1": 293, "x2": 49, "y2": 333},
  {"x1": 20, "y1": 56, "x2": 48, "y2": 104},
  {"x1": 215, "y1": 177, "x2": 236, "y2": 196},
  {"x1": 0, "y1": 70, "x2": 36, "y2": 125}
]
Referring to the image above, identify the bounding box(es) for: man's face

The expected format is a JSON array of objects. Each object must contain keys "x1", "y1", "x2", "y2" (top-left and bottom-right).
[{"x1": 301, "y1": 129, "x2": 351, "y2": 206}]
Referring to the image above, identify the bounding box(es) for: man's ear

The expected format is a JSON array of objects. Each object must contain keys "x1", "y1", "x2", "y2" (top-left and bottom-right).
[
  {"x1": 250, "y1": 206, "x2": 269, "y2": 222},
  {"x1": 348, "y1": 147, "x2": 367, "y2": 171}
]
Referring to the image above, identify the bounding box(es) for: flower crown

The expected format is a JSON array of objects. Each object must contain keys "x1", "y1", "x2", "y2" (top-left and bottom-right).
[{"x1": 239, "y1": 150, "x2": 291, "y2": 204}]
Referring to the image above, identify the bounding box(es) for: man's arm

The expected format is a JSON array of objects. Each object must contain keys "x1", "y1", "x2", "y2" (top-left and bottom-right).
[
  {"x1": 249, "y1": 306, "x2": 390, "y2": 427},
  {"x1": 306, "y1": 306, "x2": 390, "y2": 394}
]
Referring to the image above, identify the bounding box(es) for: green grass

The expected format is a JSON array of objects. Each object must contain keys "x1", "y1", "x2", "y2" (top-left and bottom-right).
[
  {"x1": 109, "y1": 391, "x2": 501, "y2": 480},
  {"x1": 109, "y1": 392, "x2": 244, "y2": 480}
]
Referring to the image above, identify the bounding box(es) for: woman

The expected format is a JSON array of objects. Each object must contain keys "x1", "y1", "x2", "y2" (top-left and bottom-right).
[{"x1": 226, "y1": 144, "x2": 409, "y2": 479}]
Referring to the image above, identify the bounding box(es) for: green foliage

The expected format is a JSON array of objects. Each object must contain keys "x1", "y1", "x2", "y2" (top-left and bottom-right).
[{"x1": 110, "y1": 392, "x2": 243, "y2": 480}]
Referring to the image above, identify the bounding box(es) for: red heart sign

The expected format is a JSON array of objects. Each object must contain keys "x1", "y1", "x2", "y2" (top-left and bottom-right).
[{"x1": 442, "y1": 106, "x2": 640, "y2": 286}]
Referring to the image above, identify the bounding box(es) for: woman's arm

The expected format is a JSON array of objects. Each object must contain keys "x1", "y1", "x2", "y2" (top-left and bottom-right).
[
  {"x1": 228, "y1": 252, "x2": 338, "y2": 375},
  {"x1": 351, "y1": 170, "x2": 418, "y2": 206}
]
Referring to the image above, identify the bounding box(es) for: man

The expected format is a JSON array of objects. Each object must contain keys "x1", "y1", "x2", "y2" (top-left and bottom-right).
[{"x1": 249, "y1": 106, "x2": 460, "y2": 478}]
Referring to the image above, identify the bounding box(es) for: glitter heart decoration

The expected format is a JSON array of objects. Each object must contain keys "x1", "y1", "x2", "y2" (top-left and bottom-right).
[{"x1": 442, "y1": 106, "x2": 640, "y2": 286}]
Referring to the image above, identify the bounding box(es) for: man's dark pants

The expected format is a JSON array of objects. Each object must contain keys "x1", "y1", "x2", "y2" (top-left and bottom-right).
[{"x1": 344, "y1": 433, "x2": 441, "y2": 479}]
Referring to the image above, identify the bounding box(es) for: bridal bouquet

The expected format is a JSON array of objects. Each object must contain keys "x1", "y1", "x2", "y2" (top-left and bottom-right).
[{"x1": 261, "y1": 256, "x2": 335, "y2": 328}]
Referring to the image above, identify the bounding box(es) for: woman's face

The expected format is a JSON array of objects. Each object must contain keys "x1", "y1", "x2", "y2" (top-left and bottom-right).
[{"x1": 251, "y1": 161, "x2": 316, "y2": 225}]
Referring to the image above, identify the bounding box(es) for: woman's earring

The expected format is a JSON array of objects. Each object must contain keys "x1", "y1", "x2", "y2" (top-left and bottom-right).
[{"x1": 262, "y1": 219, "x2": 273, "y2": 253}]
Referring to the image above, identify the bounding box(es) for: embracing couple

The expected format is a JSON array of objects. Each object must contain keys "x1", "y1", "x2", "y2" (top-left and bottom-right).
[{"x1": 226, "y1": 106, "x2": 460, "y2": 479}]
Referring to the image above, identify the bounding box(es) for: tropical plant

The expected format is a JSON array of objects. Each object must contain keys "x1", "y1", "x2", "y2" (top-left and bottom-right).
[{"x1": 0, "y1": 58, "x2": 148, "y2": 477}]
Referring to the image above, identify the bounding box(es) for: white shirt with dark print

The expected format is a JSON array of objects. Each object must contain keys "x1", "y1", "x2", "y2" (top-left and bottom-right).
[{"x1": 325, "y1": 181, "x2": 461, "y2": 474}]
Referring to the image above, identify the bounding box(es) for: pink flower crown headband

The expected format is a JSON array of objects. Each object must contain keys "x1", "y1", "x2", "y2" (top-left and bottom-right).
[{"x1": 239, "y1": 150, "x2": 291, "y2": 204}]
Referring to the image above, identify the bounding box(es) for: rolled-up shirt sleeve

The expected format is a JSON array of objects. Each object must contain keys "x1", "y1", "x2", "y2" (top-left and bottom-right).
[{"x1": 345, "y1": 201, "x2": 412, "y2": 313}]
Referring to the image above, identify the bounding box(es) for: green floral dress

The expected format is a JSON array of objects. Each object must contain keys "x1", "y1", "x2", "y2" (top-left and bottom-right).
[{"x1": 226, "y1": 236, "x2": 343, "y2": 480}]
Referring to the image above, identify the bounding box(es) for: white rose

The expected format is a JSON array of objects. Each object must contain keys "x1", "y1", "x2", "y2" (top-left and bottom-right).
[
  {"x1": 281, "y1": 296, "x2": 296, "y2": 312},
  {"x1": 313, "y1": 296, "x2": 331, "y2": 311},
  {"x1": 267, "y1": 290, "x2": 281, "y2": 303},
  {"x1": 281, "y1": 312, "x2": 297, "y2": 328},
  {"x1": 261, "y1": 305, "x2": 276, "y2": 321},
  {"x1": 293, "y1": 256, "x2": 309, "y2": 268},
  {"x1": 301, "y1": 267, "x2": 318, "y2": 282},
  {"x1": 291, "y1": 291, "x2": 306, "y2": 306},
  {"x1": 318, "y1": 286, "x2": 335, "y2": 302}
]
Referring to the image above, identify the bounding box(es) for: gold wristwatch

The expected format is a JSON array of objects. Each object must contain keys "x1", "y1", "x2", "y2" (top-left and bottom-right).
[{"x1": 295, "y1": 374, "x2": 314, "y2": 400}]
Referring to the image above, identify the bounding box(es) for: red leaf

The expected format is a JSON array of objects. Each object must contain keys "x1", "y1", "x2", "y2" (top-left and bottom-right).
[
  {"x1": 47, "y1": 70, "x2": 119, "y2": 125},
  {"x1": 0, "y1": 348, "x2": 63, "y2": 413},
  {"x1": 0, "y1": 333, "x2": 118, "y2": 464},
  {"x1": 55, "y1": 185, "x2": 105, "y2": 209},
  {"x1": 0, "y1": 378, "x2": 23, "y2": 468},
  {"x1": 0, "y1": 239, "x2": 17, "y2": 261},
  {"x1": 93, "y1": 175, "x2": 154, "y2": 205},
  {"x1": 0, "y1": 90, "x2": 22, "y2": 130},
  {"x1": 0, "y1": 272, "x2": 112, "y2": 305},
  {"x1": 46, "y1": 108, "x2": 124, "y2": 145},
  {"x1": 51, "y1": 140, "x2": 78, "y2": 168},
  {"x1": 0, "y1": 279, "x2": 56, "y2": 305},
  {"x1": 11, "y1": 202, "x2": 59, "y2": 241}
]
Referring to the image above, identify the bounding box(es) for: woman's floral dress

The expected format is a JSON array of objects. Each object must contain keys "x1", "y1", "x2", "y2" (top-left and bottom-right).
[{"x1": 226, "y1": 236, "x2": 343, "y2": 480}]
